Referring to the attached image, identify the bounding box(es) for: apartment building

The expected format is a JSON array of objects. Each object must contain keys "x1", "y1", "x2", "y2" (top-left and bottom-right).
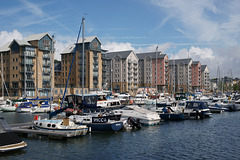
[
  {"x1": 169, "y1": 58, "x2": 192, "y2": 93},
  {"x1": 201, "y1": 65, "x2": 210, "y2": 92},
  {"x1": 191, "y1": 61, "x2": 201, "y2": 91},
  {"x1": 105, "y1": 50, "x2": 138, "y2": 95},
  {"x1": 58, "y1": 36, "x2": 102, "y2": 94},
  {"x1": 136, "y1": 52, "x2": 169, "y2": 93},
  {"x1": 0, "y1": 33, "x2": 54, "y2": 97}
]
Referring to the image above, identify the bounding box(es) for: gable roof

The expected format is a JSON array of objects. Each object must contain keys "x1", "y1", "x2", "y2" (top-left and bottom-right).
[
  {"x1": 25, "y1": 33, "x2": 51, "y2": 41},
  {"x1": 106, "y1": 50, "x2": 133, "y2": 59},
  {"x1": 201, "y1": 65, "x2": 207, "y2": 71},
  {"x1": 0, "y1": 42, "x2": 11, "y2": 52},
  {"x1": 169, "y1": 58, "x2": 192, "y2": 65},
  {"x1": 77, "y1": 36, "x2": 101, "y2": 44},
  {"x1": 192, "y1": 61, "x2": 200, "y2": 65},
  {"x1": 9, "y1": 39, "x2": 32, "y2": 47},
  {"x1": 136, "y1": 52, "x2": 166, "y2": 59},
  {"x1": 61, "y1": 44, "x2": 75, "y2": 54}
]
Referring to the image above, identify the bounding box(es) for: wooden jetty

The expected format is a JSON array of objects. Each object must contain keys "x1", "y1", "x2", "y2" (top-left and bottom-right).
[{"x1": 10, "y1": 122, "x2": 84, "y2": 139}]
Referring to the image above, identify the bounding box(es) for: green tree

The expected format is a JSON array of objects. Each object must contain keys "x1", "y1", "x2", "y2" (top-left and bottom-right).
[{"x1": 233, "y1": 83, "x2": 239, "y2": 91}]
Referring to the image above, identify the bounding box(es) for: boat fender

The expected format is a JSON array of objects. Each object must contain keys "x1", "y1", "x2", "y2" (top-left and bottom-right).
[
  {"x1": 15, "y1": 104, "x2": 18, "y2": 107},
  {"x1": 34, "y1": 115, "x2": 38, "y2": 121}
]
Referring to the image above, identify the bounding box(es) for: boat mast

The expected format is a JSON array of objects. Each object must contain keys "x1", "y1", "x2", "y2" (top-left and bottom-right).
[
  {"x1": 50, "y1": 35, "x2": 54, "y2": 108},
  {"x1": 155, "y1": 46, "x2": 158, "y2": 107},
  {"x1": 24, "y1": 48, "x2": 26, "y2": 97},
  {"x1": 187, "y1": 50, "x2": 189, "y2": 98},
  {"x1": 173, "y1": 52, "x2": 175, "y2": 95},
  {"x1": 82, "y1": 17, "x2": 85, "y2": 100},
  {"x1": 1, "y1": 53, "x2": 3, "y2": 98}
]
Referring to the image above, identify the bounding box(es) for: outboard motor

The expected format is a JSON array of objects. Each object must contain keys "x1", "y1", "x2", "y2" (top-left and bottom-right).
[{"x1": 128, "y1": 117, "x2": 141, "y2": 129}]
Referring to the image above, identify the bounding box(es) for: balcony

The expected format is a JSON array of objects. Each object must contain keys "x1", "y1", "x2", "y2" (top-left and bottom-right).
[
  {"x1": 93, "y1": 67, "x2": 98, "y2": 72},
  {"x1": 21, "y1": 52, "x2": 36, "y2": 58},
  {"x1": 21, "y1": 61, "x2": 34, "y2": 66},
  {"x1": 93, "y1": 72, "x2": 98, "y2": 77}
]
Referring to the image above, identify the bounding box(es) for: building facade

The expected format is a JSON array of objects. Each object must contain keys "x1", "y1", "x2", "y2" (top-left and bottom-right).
[
  {"x1": 105, "y1": 50, "x2": 139, "y2": 95},
  {"x1": 57, "y1": 36, "x2": 102, "y2": 94},
  {"x1": 169, "y1": 58, "x2": 192, "y2": 93},
  {"x1": 0, "y1": 33, "x2": 54, "y2": 98},
  {"x1": 136, "y1": 52, "x2": 169, "y2": 93},
  {"x1": 201, "y1": 65, "x2": 210, "y2": 92},
  {"x1": 191, "y1": 61, "x2": 201, "y2": 91}
]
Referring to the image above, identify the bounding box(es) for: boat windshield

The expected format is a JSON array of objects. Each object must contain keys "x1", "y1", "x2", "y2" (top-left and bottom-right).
[{"x1": 186, "y1": 102, "x2": 208, "y2": 109}]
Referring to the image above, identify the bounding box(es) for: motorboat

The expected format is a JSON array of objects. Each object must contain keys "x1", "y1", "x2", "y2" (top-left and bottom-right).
[
  {"x1": 16, "y1": 102, "x2": 35, "y2": 113},
  {"x1": 208, "y1": 103, "x2": 228, "y2": 113},
  {"x1": 113, "y1": 105, "x2": 160, "y2": 126},
  {"x1": 33, "y1": 116, "x2": 88, "y2": 137},
  {"x1": 61, "y1": 94, "x2": 123, "y2": 132},
  {"x1": 159, "y1": 107, "x2": 185, "y2": 121},
  {"x1": 0, "y1": 117, "x2": 27, "y2": 152},
  {"x1": 93, "y1": 91, "x2": 122, "y2": 108},
  {"x1": 69, "y1": 111, "x2": 123, "y2": 132},
  {"x1": 133, "y1": 93, "x2": 148, "y2": 105},
  {"x1": 183, "y1": 101, "x2": 212, "y2": 119},
  {"x1": 32, "y1": 101, "x2": 58, "y2": 113},
  {"x1": 0, "y1": 99, "x2": 17, "y2": 112}
]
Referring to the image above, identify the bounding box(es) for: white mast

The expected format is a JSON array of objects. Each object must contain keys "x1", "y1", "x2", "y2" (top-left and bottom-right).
[
  {"x1": 155, "y1": 46, "x2": 158, "y2": 107},
  {"x1": 24, "y1": 49, "x2": 27, "y2": 97},
  {"x1": 173, "y1": 52, "x2": 175, "y2": 94},
  {"x1": 50, "y1": 35, "x2": 54, "y2": 107},
  {"x1": 1, "y1": 53, "x2": 3, "y2": 98},
  {"x1": 82, "y1": 17, "x2": 85, "y2": 99}
]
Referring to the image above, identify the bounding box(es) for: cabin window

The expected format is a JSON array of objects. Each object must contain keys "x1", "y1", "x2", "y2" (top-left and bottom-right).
[
  {"x1": 39, "y1": 123, "x2": 42, "y2": 126},
  {"x1": 52, "y1": 124, "x2": 56, "y2": 128},
  {"x1": 47, "y1": 124, "x2": 51, "y2": 127}
]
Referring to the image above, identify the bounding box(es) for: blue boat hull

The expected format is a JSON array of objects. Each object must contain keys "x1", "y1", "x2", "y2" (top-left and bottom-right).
[
  {"x1": 160, "y1": 113, "x2": 185, "y2": 121},
  {"x1": 86, "y1": 122, "x2": 123, "y2": 131}
]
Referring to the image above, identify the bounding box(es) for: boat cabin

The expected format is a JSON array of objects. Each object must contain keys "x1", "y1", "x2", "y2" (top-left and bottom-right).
[
  {"x1": 65, "y1": 94, "x2": 98, "y2": 108},
  {"x1": 185, "y1": 101, "x2": 209, "y2": 110}
]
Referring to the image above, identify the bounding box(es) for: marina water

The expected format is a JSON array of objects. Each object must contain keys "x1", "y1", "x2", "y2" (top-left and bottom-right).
[{"x1": 1, "y1": 111, "x2": 240, "y2": 160}]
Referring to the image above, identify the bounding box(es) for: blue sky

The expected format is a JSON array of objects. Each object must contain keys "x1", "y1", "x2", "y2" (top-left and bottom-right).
[{"x1": 1, "y1": 0, "x2": 240, "y2": 78}]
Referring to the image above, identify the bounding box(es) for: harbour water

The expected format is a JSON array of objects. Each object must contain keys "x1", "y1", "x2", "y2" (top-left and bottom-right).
[{"x1": 0, "y1": 111, "x2": 240, "y2": 160}]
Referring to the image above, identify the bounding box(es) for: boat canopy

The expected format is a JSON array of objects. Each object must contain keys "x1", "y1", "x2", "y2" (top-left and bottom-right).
[{"x1": 185, "y1": 101, "x2": 209, "y2": 109}]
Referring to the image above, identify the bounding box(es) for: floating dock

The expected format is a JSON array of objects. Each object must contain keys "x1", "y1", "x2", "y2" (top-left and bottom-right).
[{"x1": 10, "y1": 122, "x2": 83, "y2": 139}]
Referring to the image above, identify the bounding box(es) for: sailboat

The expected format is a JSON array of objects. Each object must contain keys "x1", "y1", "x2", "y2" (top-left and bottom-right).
[{"x1": 33, "y1": 17, "x2": 88, "y2": 137}]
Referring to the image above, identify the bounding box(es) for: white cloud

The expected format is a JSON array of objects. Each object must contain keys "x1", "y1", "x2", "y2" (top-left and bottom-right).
[
  {"x1": 0, "y1": 30, "x2": 23, "y2": 46},
  {"x1": 54, "y1": 40, "x2": 74, "y2": 60},
  {"x1": 150, "y1": 0, "x2": 240, "y2": 45},
  {"x1": 102, "y1": 41, "x2": 135, "y2": 52},
  {"x1": 135, "y1": 43, "x2": 172, "y2": 53}
]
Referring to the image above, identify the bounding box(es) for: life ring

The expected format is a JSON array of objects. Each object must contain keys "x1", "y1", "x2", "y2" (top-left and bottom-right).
[{"x1": 34, "y1": 115, "x2": 38, "y2": 121}]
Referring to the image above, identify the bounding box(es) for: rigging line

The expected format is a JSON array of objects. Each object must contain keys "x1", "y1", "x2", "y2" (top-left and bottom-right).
[
  {"x1": 60, "y1": 20, "x2": 83, "y2": 108},
  {"x1": 0, "y1": 69, "x2": 9, "y2": 97}
]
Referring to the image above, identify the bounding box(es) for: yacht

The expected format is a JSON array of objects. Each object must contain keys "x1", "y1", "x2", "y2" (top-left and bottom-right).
[
  {"x1": 183, "y1": 101, "x2": 212, "y2": 119},
  {"x1": 113, "y1": 105, "x2": 160, "y2": 126}
]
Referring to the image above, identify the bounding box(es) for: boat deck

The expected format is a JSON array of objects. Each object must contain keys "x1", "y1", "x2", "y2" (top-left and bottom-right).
[{"x1": 10, "y1": 122, "x2": 84, "y2": 139}]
